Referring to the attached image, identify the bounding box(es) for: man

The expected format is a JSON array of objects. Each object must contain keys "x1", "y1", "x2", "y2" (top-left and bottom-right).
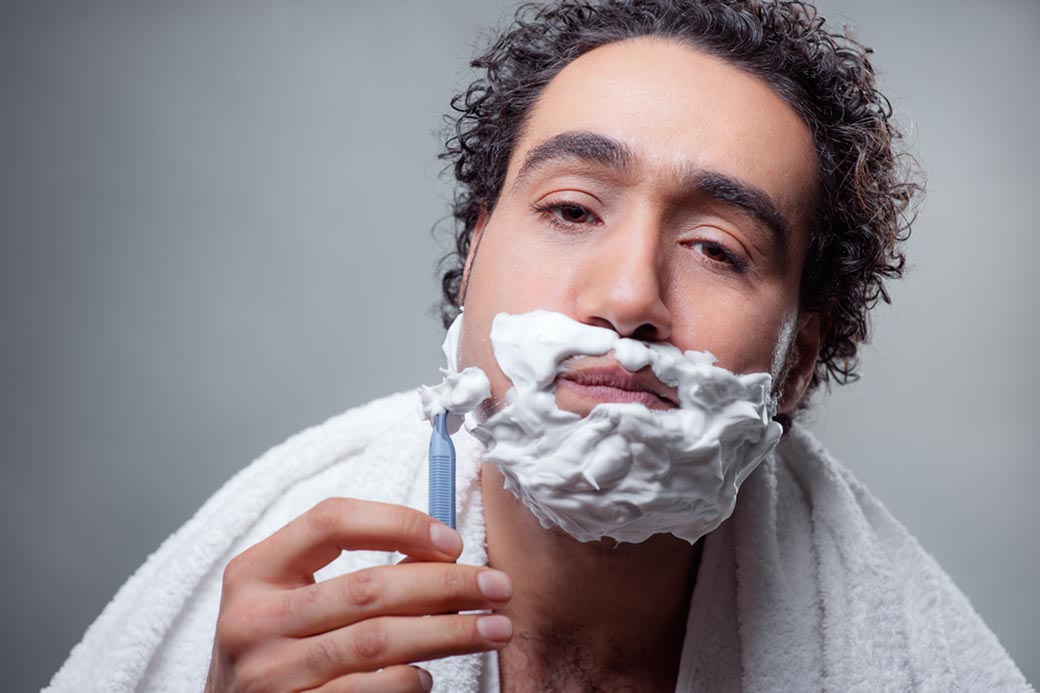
[{"x1": 47, "y1": 1, "x2": 1031, "y2": 691}]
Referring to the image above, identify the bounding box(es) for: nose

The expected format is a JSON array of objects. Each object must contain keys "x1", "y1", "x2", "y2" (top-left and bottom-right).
[{"x1": 573, "y1": 218, "x2": 672, "y2": 342}]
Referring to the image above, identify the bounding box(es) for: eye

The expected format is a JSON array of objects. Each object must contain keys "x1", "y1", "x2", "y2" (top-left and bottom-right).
[
  {"x1": 690, "y1": 241, "x2": 748, "y2": 273},
  {"x1": 695, "y1": 241, "x2": 730, "y2": 263},
  {"x1": 555, "y1": 204, "x2": 593, "y2": 224},
  {"x1": 534, "y1": 201, "x2": 601, "y2": 228}
]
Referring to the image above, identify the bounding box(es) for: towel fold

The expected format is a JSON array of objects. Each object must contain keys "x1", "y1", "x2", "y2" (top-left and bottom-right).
[{"x1": 46, "y1": 391, "x2": 1031, "y2": 692}]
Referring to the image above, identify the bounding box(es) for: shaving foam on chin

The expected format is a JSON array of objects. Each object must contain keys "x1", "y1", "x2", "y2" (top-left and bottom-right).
[{"x1": 422, "y1": 309, "x2": 783, "y2": 545}]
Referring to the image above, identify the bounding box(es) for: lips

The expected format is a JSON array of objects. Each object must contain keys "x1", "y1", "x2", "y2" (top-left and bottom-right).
[{"x1": 556, "y1": 362, "x2": 678, "y2": 411}]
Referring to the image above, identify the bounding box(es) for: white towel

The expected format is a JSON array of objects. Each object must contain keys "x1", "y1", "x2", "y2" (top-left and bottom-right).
[{"x1": 45, "y1": 391, "x2": 1032, "y2": 692}]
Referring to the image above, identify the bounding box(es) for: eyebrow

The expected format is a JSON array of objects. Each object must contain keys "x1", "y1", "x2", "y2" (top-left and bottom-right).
[{"x1": 514, "y1": 130, "x2": 793, "y2": 254}]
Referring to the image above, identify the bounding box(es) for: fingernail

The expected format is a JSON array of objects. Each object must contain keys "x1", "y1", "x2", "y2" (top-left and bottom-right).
[
  {"x1": 416, "y1": 667, "x2": 433, "y2": 692},
  {"x1": 477, "y1": 570, "x2": 513, "y2": 602},
  {"x1": 429, "y1": 522, "x2": 462, "y2": 555},
  {"x1": 477, "y1": 614, "x2": 513, "y2": 643}
]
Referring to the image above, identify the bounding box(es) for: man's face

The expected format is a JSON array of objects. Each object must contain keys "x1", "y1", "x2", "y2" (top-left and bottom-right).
[{"x1": 457, "y1": 38, "x2": 820, "y2": 417}]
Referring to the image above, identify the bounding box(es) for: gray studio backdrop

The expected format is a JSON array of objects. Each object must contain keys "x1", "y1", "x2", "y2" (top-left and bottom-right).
[{"x1": 1, "y1": 1, "x2": 1037, "y2": 689}]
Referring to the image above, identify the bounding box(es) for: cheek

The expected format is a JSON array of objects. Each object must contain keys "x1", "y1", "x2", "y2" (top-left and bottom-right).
[
  {"x1": 670, "y1": 290, "x2": 790, "y2": 375},
  {"x1": 458, "y1": 217, "x2": 575, "y2": 369},
  {"x1": 457, "y1": 323, "x2": 524, "y2": 418},
  {"x1": 467, "y1": 221, "x2": 561, "y2": 308},
  {"x1": 456, "y1": 233, "x2": 543, "y2": 406},
  {"x1": 456, "y1": 305, "x2": 499, "y2": 384}
]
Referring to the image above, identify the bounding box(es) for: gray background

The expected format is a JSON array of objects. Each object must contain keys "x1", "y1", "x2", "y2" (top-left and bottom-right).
[{"x1": 1, "y1": 0, "x2": 1036, "y2": 689}]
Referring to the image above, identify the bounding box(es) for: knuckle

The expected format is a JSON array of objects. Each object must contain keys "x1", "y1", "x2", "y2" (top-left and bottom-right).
[
  {"x1": 343, "y1": 567, "x2": 386, "y2": 609},
  {"x1": 304, "y1": 637, "x2": 344, "y2": 678},
  {"x1": 222, "y1": 554, "x2": 251, "y2": 589},
  {"x1": 232, "y1": 669, "x2": 264, "y2": 693},
  {"x1": 391, "y1": 505, "x2": 429, "y2": 543},
  {"x1": 438, "y1": 566, "x2": 468, "y2": 600},
  {"x1": 349, "y1": 619, "x2": 389, "y2": 661},
  {"x1": 235, "y1": 654, "x2": 284, "y2": 693},
  {"x1": 216, "y1": 595, "x2": 283, "y2": 654},
  {"x1": 459, "y1": 616, "x2": 483, "y2": 645},
  {"x1": 215, "y1": 605, "x2": 254, "y2": 654},
  {"x1": 250, "y1": 594, "x2": 289, "y2": 633},
  {"x1": 308, "y1": 497, "x2": 352, "y2": 535},
  {"x1": 286, "y1": 581, "x2": 322, "y2": 613}
]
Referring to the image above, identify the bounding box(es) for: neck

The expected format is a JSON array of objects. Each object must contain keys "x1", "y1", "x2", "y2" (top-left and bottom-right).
[{"x1": 481, "y1": 464, "x2": 701, "y2": 692}]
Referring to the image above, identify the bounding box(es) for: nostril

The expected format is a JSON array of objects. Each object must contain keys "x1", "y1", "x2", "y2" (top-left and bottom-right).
[
  {"x1": 630, "y1": 322, "x2": 662, "y2": 342},
  {"x1": 585, "y1": 317, "x2": 666, "y2": 341}
]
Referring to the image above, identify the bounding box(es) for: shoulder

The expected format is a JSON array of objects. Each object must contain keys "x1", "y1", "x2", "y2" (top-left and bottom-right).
[
  {"x1": 45, "y1": 389, "x2": 429, "y2": 693},
  {"x1": 770, "y1": 425, "x2": 1032, "y2": 691},
  {"x1": 257, "y1": 389, "x2": 425, "y2": 464}
]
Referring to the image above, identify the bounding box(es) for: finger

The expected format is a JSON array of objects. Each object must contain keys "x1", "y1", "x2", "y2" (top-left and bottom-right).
[
  {"x1": 283, "y1": 564, "x2": 513, "y2": 636},
  {"x1": 290, "y1": 613, "x2": 512, "y2": 688},
  {"x1": 236, "y1": 498, "x2": 463, "y2": 585},
  {"x1": 304, "y1": 665, "x2": 432, "y2": 693}
]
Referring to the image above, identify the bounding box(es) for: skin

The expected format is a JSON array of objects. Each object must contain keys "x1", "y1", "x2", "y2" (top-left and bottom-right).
[
  {"x1": 458, "y1": 38, "x2": 822, "y2": 691},
  {"x1": 205, "y1": 37, "x2": 822, "y2": 692}
]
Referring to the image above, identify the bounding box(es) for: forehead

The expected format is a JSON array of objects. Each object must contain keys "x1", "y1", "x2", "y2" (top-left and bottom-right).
[{"x1": 511, "y1": 37, "x2": 818, "y2": 232}]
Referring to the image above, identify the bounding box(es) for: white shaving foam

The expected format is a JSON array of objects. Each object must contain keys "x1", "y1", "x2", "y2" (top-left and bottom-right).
[
  {"x1": 422, "y1": 309, "x2": 783, "y2": 544},
  {"x1": 418, "y1": 314, "x2": 490, "y2": 434}
]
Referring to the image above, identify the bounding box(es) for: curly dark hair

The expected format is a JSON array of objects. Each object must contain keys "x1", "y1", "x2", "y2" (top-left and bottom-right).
[{"x1": 437, "y1": 0, "x2": 921, "y2": 397}]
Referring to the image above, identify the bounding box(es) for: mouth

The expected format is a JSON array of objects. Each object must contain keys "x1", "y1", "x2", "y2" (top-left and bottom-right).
[{"x1": 556, "y1": 361, "x2": 679, "y2": 413}]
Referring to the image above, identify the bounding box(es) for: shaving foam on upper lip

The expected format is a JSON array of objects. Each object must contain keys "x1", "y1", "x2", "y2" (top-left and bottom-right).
[{"x1": 421, "y1": 309, "x2": 783, "y2": 544}]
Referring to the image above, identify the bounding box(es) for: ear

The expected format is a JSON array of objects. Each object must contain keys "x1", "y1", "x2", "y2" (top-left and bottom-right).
[
  {"x1": 777, "y1": 311, "x2": 822, "y2": 415},
  {"x1": 457, "y1": 203, "x2": 490, "y2": 306}
]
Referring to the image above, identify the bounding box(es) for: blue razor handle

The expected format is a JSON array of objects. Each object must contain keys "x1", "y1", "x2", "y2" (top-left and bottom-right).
[{"x1": 428, "y1": 412, "x2": 456, "y2": 529}]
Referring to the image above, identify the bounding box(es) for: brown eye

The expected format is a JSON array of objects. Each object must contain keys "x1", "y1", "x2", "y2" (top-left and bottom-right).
[
  {"x1": 698, "y1": 241, "x2": 731, "y2": 263},
  {"x1": 689, "y1": 240, "x2": 749, "y2": 274},
  {"x1": 551, "y1": 203, "x2": 594, "y2": 224}
]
